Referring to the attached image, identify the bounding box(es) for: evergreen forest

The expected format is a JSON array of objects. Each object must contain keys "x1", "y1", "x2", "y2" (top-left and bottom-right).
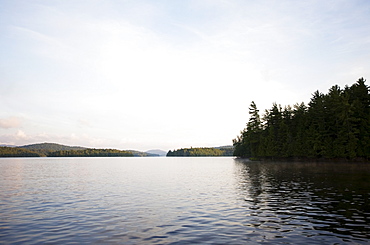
[
  {"x1": 233, "y1": 78, "x2": 370, "y2": 161},
  {"x1": 0, "y1": 147, "x2": 42, "y2": 157},
  {"x1": 167, "y1": 146, "x2": 234, "y2": 156},
  {"x1": 0, "y1": 143, "x2": 150, "y2": 157},
  {"x1": 48, "y1": 148, "x2": 133, "y2": 157},
  {"x1": 19, "y1": 143, "x2": 86, "y2": 157}
]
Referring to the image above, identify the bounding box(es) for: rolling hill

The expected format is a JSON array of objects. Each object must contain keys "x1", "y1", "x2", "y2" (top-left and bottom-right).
[{"x1": 0, "y1": 143, "x2": 158, "y2": 157}]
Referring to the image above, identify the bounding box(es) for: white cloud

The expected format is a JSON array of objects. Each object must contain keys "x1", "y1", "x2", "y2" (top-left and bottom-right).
[{"x1": 15, "y1": 130, "x2": 27, "y2": 139}]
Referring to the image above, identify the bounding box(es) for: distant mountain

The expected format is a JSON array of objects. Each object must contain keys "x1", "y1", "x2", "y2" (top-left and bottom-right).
[
  {"x1": 0, "y1": 142, "x2": 156, "y2": 158},
  {"x1": 20, "y1": 143, "x2": 86, "y2": 151},
  {"x1": 18, "y1": 143, "x2": 86, "y2": 157},
  {"x1": 146, "y1": 149, "x2": 167, "y2": 156},
  {"x1": 129, "y1": 150, "x2": 159, "y2": 157},
  {"x1": 0, "y1": 144, "x2": 16, "y2": 147}
]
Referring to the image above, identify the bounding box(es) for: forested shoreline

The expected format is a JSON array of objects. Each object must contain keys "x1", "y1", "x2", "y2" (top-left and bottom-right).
[
  {"x1": 233, "y1": 78, "x2": 370, "y2": 161},
  {"x1": 0, "y1": 146, "x2": 134, "y2": 157},
  {"x1": 2, "y1": 78, "x2": 369, "y2": 161},
  {"x1": 48, "y1": 148, "x2": 133, "y2": 157},
  {"x1": 0, "y1": 147, "x2": 42, "y2": 157},
  {"x1": 167, "y1": 146, "x2": 233, "y2": 157},
  {"x1": 0, "y1": 143, "x2": 151, "y2": 157}
]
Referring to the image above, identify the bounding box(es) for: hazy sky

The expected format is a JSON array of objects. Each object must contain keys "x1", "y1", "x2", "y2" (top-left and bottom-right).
[{"x1": 1, "y1": 0, "x2": 370, "y2": 151}]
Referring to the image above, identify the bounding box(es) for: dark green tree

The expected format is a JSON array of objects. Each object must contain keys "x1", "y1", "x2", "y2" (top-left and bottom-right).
[
  {"x1": 233, "y1": 101, "x2": 262, "y2": 158},
  {"x1": 234, "y1": 78, "x2": 369, "y2": 161}
]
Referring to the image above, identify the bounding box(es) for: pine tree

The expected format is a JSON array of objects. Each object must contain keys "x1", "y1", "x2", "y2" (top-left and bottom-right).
[{"x1": 233, "y1": 78, "x2": 369, "y2": 161}]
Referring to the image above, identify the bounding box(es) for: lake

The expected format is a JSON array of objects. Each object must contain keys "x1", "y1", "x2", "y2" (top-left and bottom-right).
[{"x1": 1, "y1": 157, "x2": 369, "y2": 244}]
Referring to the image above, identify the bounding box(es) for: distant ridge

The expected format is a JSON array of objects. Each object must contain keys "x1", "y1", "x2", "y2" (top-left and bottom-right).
[
  {"x1": 17, "y1": 143, "x2": 87, "y2": 157},
  {"x1": 146, "y1": 149, "x2": 167, "y2": 156},
  {"x1": 128, "y1": 150, "x2": 159, "y2": 157},
  {"x1": 0, "y1": 142, "x2": 158, "y2": 157},
  {"x1": 20, "y1": 143, "x2": 86, "y2": 151},
  {"x1": 0, "y1": 144, "x2": 16, "y2": 147}
]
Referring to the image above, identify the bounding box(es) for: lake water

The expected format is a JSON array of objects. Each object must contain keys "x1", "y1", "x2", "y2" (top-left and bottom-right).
[{"x1": 1, "y1": 157, "x2": 369, "y2": 244}]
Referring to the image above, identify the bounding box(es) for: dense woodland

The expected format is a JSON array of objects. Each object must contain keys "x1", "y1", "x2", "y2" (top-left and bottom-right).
[
  {"x1": 48, "y1": 148, "x2": 133, "y2": 157},
  {"x1": 19, "y1": 143, "x2": 86, "y2": 157},
  {"x1": 0, "y1": 147, "x2": 41, "y2": 157},
  {"x1": 233, "y1": 78, "x2": 370, "y2": 161},
  {"x1": 167, "y1": 146, "x2": 234, "y2": 157},
  {"x1": 21, "y1": 142, "x2": 86, "y2": 151},
  {"x1": 0, "y1": 143, "x2": 148, "y2": 157}
]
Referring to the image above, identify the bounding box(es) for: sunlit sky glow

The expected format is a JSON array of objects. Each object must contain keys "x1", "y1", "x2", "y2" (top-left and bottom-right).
[{"x1": 1, "y1": 0, "x2": 370, "y2": 151}]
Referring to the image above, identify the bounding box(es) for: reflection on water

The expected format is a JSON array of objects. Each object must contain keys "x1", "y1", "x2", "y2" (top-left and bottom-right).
[
  {"x1": 233, "y1": 159, "x2": 370, "y2": 243},
  {"x1": 0, "y1": 157, "x2": 369, "y2": 244}
]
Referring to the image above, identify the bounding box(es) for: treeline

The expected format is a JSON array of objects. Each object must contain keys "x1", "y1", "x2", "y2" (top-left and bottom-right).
[
  {"x1": 0, "y1": 147, "x2": 41, "y2": 157},
  {"x1": 21, "y1": 143, "x2": 85, "y2": 151},
  {"x1": 48, "y1": 148, "x2": 133, "y2": 157},
  {"x1": 0, "y1": 143, "x2": 135, "y2": 157},
  {"x1": 216, "y1": 146, "x2": 234, "y2": 156},
  {"x1": 233, "y1": 78, "x2": 370, "y2": 161},
  {"x1": 20, "y1": 142, "x2": 86, "y2": 156},
  {"x1": 0, "y1": 146, "x2": 133, "y2": 157},
  {"x1": 167, "y1": 146, "x2": 233, "y2": 157}
]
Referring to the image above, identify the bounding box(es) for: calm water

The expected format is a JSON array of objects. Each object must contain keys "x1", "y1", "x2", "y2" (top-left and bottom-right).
[{"x1": 0, "y1": 157, "x2": 369, "y2": 244}]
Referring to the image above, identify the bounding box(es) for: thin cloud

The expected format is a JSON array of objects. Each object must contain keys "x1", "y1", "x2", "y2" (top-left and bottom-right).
[
  {"x1": 0, "y1": 117, "x2": 22, "y2": 129},
  {"x1": 1, "y1": 1, "x2": 370, "y2": 150},
  {"x1": 0, "y1": 130, "x2": 113, "y2": 148}
]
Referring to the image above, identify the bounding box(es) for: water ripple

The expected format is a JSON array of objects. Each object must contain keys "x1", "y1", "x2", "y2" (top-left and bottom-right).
[{"x1": 0, "y1": 158, "x2": 369, "y2": 244}]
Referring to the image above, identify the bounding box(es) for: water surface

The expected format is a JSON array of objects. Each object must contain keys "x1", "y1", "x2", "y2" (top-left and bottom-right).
[{"x1": 0, "y1": 157, "x2": 369, "y2": 244}]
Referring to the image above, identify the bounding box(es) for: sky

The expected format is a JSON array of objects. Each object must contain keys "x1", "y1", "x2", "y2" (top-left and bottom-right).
[{"x1": 1, "y1": 0, "x2": 370, "y2": 151}]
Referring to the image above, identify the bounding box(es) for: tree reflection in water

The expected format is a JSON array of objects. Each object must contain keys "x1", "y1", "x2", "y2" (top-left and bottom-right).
[{"x1": 233, "y1": 159, "x2": 370, "y2": 241}]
